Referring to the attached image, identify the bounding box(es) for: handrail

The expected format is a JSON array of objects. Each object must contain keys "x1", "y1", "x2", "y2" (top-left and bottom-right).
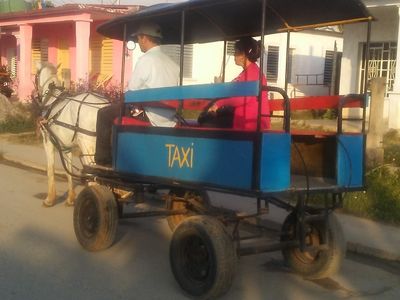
[
  {"x1": 263, "y1": 85, "x2": 290, "y2": 133},
  {"x1": 337, "y1": 94, "x2": 365, "y2": 134},
  {"x1": 124, "y1": 81, "x2": 259, "y2": 103}
]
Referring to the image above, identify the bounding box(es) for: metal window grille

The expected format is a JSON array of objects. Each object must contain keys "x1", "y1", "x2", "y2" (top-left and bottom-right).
[
  {"x1": 161, "y1": 44, "x2": 193, "y2": 78},
  {"x1": 359, "y1": 41, "x2": 397, "y2": 96}
]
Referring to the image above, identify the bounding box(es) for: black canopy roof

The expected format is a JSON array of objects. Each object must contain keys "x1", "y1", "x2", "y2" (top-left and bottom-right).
[{"x1": 97, "y1": 0, "x2": 372, "y2": 44}]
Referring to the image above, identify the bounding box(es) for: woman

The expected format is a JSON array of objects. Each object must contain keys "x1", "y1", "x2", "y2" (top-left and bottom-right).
[{"x1": 208, "y1": 36, "x2": 270, "y2": 130}]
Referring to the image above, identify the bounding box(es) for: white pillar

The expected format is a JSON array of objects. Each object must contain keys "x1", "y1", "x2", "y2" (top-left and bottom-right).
[{"x1": 388, "y1": 5, "x2": 400, "y2": 129}]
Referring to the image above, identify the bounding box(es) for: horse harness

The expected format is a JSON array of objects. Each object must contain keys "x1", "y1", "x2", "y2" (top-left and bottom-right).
[{"x1": 38, "y1": 87, "x2": 107, "y2": 152}]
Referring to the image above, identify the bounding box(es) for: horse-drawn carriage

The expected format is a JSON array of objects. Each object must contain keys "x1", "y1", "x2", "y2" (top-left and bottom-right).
[{"x1": 36, "y1": 0, "x2": 373, "y2": 298}]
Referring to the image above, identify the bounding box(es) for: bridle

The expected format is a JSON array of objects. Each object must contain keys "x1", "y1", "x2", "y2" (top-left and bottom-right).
[{"x1": 34, "y1": 66, "x2": 60, "y2": 108}]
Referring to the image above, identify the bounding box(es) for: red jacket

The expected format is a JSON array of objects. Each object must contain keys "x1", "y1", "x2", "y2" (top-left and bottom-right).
[{"x1": 214, "y1": 63, "x2": 270, "y2": 130}]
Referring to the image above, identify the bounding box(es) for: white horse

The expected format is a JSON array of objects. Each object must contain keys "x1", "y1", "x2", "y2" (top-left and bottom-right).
[{"x1": 36, "y1": 62, "x2": 110, "y2": 207}]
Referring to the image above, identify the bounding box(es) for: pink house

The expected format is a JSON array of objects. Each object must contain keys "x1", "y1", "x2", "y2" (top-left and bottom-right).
[{"x1": 0, "y1": 4, "x2": 140, "y2": 101}]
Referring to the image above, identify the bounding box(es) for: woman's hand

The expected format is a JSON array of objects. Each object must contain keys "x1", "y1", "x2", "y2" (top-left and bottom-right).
[{"x1": 208, "y1": 104, "x2": 218, "y2": 112}]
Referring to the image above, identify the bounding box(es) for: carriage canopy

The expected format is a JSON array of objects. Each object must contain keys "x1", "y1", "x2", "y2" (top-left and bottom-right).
[{"x1": 97, "y1": 0, "x2": 373, "y2": 44}]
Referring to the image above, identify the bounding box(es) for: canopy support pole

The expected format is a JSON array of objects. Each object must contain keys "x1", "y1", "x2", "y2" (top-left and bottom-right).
[
  {"x1": 222, "y1": 40, "x2": 227, "y2": 82},
  {"x1": 284, "y1": 31, "x2": 291, "y2": 92},
  {"x1": 177, "y1": 10, "x2": 186, "y2": 123},
  {"x1": 118, "y1": 23, "x2": 127, "y2": 124},
  {"x1": 362, "y1": 18, "x2": 371, "y2": 134},
  {"x1": 252, "y1": 0, "x2": 267, "y2": 190}
]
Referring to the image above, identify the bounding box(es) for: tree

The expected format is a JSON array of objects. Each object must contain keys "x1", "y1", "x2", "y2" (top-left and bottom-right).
[{"x1": 30, "y1": 0, "x2": 55, "y2": 9}]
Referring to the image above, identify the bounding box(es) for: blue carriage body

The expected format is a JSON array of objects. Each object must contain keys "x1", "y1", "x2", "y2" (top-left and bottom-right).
[{"x1": 112, "y1": 82, "x2": 365, "y2": 194}]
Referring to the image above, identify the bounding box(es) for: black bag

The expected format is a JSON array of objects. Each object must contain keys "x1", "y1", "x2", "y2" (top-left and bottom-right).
[{"x1": 197, "y1": 105, "x2": 234, "y2": 128}]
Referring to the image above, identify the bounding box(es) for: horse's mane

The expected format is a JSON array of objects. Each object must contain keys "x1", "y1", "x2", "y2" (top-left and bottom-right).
[{"x1": 40, "y1": 62, "x2": 58, "y2": 75}]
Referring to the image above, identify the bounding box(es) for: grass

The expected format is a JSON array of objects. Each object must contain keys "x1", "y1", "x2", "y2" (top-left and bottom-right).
[
  {"x1": 0, "y1": 101, "x2": 37, "y2": 134},
  {"x1": 383, "y1": 129, "x2": 400, "y2": 167},
  {"x1": 342, "y1": 130, "x2": 400, "y2": 225},
  {"x1": 343, "y1": 166, "x2": 400, "y2": 225},
  {"x1": 0, "y1": 115, "x2": 36, "y2": 133}
]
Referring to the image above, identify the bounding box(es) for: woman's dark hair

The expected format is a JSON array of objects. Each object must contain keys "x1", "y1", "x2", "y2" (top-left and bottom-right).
[{"x1": 234, "y1": 37, "x2": 261, "y2": 63}]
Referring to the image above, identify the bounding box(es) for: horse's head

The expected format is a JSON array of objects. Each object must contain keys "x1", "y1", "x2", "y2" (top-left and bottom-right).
[{"x1": 35, "y1": 61, "x2": 60, "y2": 102}]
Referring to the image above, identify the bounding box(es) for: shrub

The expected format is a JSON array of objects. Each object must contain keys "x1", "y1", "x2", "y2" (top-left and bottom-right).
[
  {"x1": 383, "y1": 129, "x2": 400, "y2": 167},
  {"x1": 0, "y1": 114, "x2": 35, "y2": 133},
  {"x1": 343, "y1": 167, "x2": 400, "y2": 225}
]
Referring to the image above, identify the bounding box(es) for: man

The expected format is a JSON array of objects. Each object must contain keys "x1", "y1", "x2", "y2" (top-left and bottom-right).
[{"x1": 95, "y1": 22, "x2": 180, "y2": 166}]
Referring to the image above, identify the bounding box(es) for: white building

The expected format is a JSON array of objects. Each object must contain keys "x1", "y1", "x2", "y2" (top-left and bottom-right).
[
  {"x1": 129, "y1": 29, "x2": 343, "y2": 99},
  {"x1": 340, "y1": 0, "x2": 399, "y2": 129}
]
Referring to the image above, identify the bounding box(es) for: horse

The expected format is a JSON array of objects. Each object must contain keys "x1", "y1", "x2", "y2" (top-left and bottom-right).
[{"x1": 35, "y1": 62, "x2": 110, "y2": 207}]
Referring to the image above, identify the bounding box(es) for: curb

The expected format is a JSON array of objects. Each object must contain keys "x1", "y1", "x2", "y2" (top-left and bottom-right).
[
  {"x1": 1, "y1": 154, "x2": 66, "y2": 178},
  {"x1": 244, "y1": 215, "x2": 400, "y2": 263},
  {"x1": 347, "y1": 242, "x2": 400, "y2": 262}
]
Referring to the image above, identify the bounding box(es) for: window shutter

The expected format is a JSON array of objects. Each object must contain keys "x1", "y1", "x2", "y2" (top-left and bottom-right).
[
  {"x1": 31, "y1": 39, "x2": 48, "y2": 73},
  {"x1": 101, "y1": 38, "x2": 113, "y2": 75},
  {"x1": 57, "y1": 39, "x2": 69, "y2": 78},
  {"x1": 323, "y1": 50, "x2": 334, "y2": 85},
  {"x1": 161, "y1": 44, "x2": 193, "y2": 78},
  {"x1": 90, "y1": 38, "x2": 113, "y2": 75},
  {"x1": 266, "y1": 45, "x2": 279, "y2": 82},
  {"x1": 226, "y1": 41, "x2": 235, "y2": 56}
]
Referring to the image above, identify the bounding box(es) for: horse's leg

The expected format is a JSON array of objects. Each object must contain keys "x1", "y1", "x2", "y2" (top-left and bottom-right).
[
  {"x1": 64, "y1": 151, "x2": 76, "y2": 206},
  {"x1": 42, "y1": 137, "x2": 57, "y2": 207}
]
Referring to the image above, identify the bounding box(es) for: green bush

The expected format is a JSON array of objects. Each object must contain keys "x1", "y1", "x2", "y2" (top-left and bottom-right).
[
  {"x1": 0, "y1": 114, "x2": 35, "y2": 133},
  {"x1": 383, "y1": 129, "x2": 400, "y2": 167},
  {"x1": 344, "y1": 167, "x2": 400, "y2": 225}
]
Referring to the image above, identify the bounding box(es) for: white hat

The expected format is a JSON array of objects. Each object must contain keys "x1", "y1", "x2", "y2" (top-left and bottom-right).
[{"x1": 131, "y1": 22, "x2": 162, "y2": 39}]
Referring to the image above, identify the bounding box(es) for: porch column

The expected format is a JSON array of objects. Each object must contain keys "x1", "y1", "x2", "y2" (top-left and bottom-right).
[
  {"x1": 388, "y1": 5, "x2": 400, "y2": 129},
  {"x1": 75, "y1": 20, "x2": 90, "y2": 85},
  {"x1": 18, "y1": 24, "x2": 33, "y2": 102}
]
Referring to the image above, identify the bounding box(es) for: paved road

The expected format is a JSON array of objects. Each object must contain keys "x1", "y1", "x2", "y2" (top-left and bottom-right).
[{"x1": 0, "y1": 163, "x2": 399, "y2": 300}]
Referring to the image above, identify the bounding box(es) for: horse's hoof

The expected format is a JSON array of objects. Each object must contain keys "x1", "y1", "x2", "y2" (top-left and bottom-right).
[
  {"x1": 65, "y1": 201, "x2": 75, "y2": 207},
  {"x1": 42, "y1": 201, "x2": 55, "y2": 208}
]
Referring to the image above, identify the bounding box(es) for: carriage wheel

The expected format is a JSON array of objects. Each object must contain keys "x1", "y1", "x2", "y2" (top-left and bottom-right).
[
  {"x1": 281, "y1": 211, "x2": 346, "y2": 279},
  {"x1": 73, "y1": 185, "x2": 118, "y2": 252},
  {"x1": 166, "y1": 189, "x2": 210, "y2": 232},
  {"x1": 170, "y1": 215, "x2": 237, "y2": 299}
]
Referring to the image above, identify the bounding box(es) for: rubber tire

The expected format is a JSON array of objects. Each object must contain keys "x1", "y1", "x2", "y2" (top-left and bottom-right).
[
  {"x1": 281, "y1": 211, "x2": 346, "y2": 279},
  {"x1": 170, "y1": 215, "x2": 237, "y2": 299},
  {"x1": 74, "y1": 185, "x2": 118, "y2": 252},
  {"x1": 166, "y1": 189, "x2": 210, "y2": 232}
]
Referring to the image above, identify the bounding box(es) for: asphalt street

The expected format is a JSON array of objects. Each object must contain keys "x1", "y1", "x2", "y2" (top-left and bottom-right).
[{"x1": 0, "y1": 163, "x2": 399, "y2": 300}]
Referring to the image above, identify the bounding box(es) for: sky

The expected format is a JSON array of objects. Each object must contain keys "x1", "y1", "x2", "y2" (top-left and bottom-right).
[{"x1": 51, "y1": 0, "x2": 187, "y2": 6}]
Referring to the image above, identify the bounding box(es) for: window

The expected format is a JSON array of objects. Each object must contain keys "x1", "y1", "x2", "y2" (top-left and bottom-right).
[
  {"x1": 324, "y1": 50, "x2": 334, "y2": 86},
  {"x1": 226, "y1": 41, "x2": 235, "y2": 56},
  {"x1": 57, "y1": 39, "x2": 70, "y2": 79},
  {"x1": 161, "y1": 44, "x2": 193, "y2": 78},
  {"x1": 31, "y1": 39, "x2": 48, "y2": 72},
  {"x1": 266, "y1": 45, "x2": 279, "y2": 82},
  {"x1": 6, "y1": 48, "x2": 17, "y2": 78},
  {"x1": 287, "y1": 48, "x2": 295, "y2": 83},
  {"x1": 89, "y1": 37, "x2": 113, "y2": 76},
  {"x1": 359, "y1": 41, "x2": 396, "y2": 95}
]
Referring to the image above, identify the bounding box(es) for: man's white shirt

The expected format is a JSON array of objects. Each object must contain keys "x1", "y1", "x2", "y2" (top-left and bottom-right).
[{"x1": 128, "y1": 46, "x2": 179, "y2": 127}]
